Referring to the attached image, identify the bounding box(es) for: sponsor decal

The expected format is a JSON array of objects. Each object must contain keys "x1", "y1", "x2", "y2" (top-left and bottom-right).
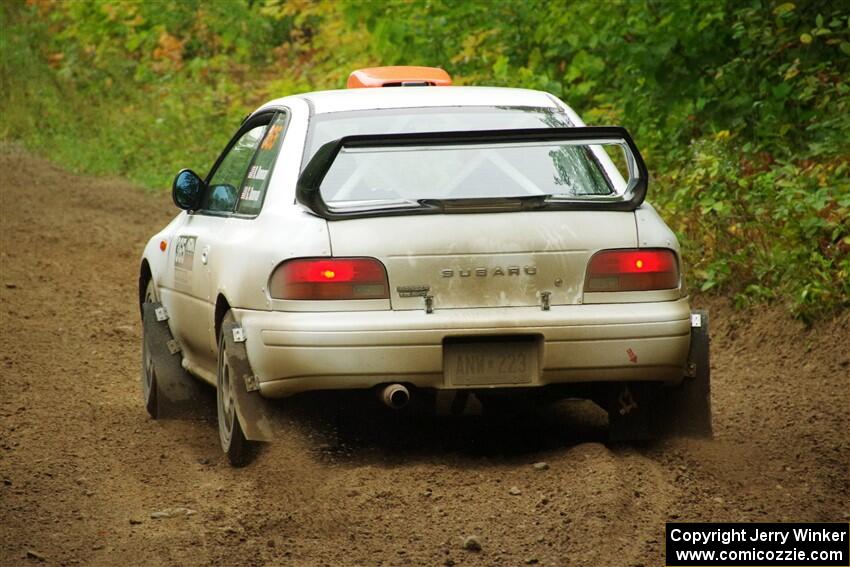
[
  {"x1": 174, "y1": 235, "x2": 196, "y2": 271},
  {"x1": 260, "y1": 124, "x2": 283, "y2": 150},
  {"x1": 240, "y1": 186, "x2": 262, "y2": 202},
  {"x1": 173, "y1": 235, "x2": 196, "y2": 291},
  {"x1": 247, "y1": 165, "x2": 268, "y2": 181}
]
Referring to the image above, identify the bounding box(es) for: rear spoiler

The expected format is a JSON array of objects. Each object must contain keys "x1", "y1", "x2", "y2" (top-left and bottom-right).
[{"x1": 296, "y1": 127, "x2": 648, "y2": 220}]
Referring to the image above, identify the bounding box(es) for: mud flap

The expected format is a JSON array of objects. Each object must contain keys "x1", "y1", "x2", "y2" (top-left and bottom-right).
[
  {"x1": 142, "y1": 302, "x2": 212, "y2": 419},
  {"x1": 653, "y1": 309, "x2": 713, "y2": 438},
  {"x1": 221, "y1": 321, "x2": 286, "y2": 442}
]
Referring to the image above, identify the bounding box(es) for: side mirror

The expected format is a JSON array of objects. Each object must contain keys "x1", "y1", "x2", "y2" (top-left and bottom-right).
[
  {"x1": 172, "y1": 169, "x2": 205, "y2": 211},
  {"x1": 207, "y1": 184, "x2": 238, "y2": 212}
]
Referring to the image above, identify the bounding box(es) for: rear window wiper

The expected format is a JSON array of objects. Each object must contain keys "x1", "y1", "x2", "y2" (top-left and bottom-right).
[{"x1": 417, "y1": 195, "x2": 551, "y2": 213}]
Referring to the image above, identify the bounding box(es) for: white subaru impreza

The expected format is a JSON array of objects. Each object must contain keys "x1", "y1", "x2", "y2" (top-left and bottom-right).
[{"x1": 139, "y1": 66, "x2": 711, "y2": 465}]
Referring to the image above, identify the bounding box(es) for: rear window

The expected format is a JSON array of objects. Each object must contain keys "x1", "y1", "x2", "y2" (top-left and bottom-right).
[{"x1": 305, "y1": 107, "x2": 627, "y2": 205}]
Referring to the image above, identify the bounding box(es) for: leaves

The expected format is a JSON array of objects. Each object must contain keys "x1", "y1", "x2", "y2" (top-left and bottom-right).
[
  {"x1": 2, "y1": 0, "x2": 849, "y2": 319},
  {"x1": 774, "y1": 3, "x2": 796, "y2": 16}
]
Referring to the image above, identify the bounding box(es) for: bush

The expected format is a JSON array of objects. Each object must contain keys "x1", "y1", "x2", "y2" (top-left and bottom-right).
[{"x1": 1, "y1": 0, "x2": 848, "y2": 319}]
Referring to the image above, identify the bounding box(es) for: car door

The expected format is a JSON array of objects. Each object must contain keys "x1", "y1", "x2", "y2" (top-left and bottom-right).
[{"x1": 167, "y1": 114, "x2": 274, "y2": 372}]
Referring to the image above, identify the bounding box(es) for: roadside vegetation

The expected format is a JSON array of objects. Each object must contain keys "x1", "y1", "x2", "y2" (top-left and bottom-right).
[{"x1": 1, "y1": 0, "x2": 848, "y2": 321}]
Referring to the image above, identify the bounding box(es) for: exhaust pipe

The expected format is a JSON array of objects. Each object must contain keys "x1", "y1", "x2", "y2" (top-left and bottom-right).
[{"x1": 380, "y1": 384, "x2": 410, "y2": 409}]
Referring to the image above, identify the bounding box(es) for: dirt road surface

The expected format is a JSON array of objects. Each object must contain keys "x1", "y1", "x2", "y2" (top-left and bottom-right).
[{"x1": 1, "y1": 145, "x2": 848, "y2": 567}]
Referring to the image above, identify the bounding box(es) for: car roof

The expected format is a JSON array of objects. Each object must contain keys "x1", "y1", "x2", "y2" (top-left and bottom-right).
[{"x1": 261, "y1": 86, "x2": 563, "y2": 115}]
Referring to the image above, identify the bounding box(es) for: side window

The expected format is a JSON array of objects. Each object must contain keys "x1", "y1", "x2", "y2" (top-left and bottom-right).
[
  {"x1": 236, "y1": 112, "x2": 289, "y2": 216},
  {"x1": 202, "y1": 123, "x2": 268, "y2": 212}
]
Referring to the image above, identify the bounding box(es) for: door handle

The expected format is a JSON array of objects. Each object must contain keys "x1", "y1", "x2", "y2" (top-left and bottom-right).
[{"x1": 201, "y1": 245, "x2": 210, "y2": 265}]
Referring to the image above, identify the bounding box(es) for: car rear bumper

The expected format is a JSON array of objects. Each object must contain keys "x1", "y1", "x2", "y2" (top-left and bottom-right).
[{"x1": 233, "y1": 299, "x2": 692, "y2": 398}]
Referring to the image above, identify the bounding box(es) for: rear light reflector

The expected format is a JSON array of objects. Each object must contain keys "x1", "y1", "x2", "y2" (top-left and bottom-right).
[
  {"x1": 269, "y1": 257, "x2": 389, "y2": 300},
  {"x1": 585, "y1": 249, "x2": 679, "y2": 292}
]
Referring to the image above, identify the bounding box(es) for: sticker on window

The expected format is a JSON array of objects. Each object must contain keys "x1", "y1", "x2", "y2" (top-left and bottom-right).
[
  {"x1": 241, "y1": 188, "x2": 262, "y2": 202},
  {"x1": 247, "y1": 165, "x2": 269, "y2": 180},
  {"x1": 260, "y1": 124, "x2": 283, "y2": 150}
]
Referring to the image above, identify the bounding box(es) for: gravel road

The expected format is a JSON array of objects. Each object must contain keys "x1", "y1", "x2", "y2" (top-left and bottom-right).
[{"x1": 1, "y1": 145, "x2": 848, "y2": 566}]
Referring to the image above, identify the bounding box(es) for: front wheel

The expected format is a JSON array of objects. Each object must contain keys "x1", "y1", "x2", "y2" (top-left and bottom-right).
[
  {"x1": 217, "y1": 312, "x2": 254, "y2": 466},
  {"x1": 141, "y1": 280, "x2": 160, "y2": 418}
]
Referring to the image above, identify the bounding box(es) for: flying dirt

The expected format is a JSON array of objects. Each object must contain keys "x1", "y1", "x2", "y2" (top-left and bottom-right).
[{"x1": 1, "y1": 144, "x2": 848, "y2": 566}]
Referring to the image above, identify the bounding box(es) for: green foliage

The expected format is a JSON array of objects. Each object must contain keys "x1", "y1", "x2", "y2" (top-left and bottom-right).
[
  {"x1": 1, "y1": 0, "x2": 848, "y2": 319},
  {"x1": 0, "y1": 0, "x2": 362, "y2": 186},
  {"x1": 654, "y1": 137, "x2": 849, "y2": 322}
]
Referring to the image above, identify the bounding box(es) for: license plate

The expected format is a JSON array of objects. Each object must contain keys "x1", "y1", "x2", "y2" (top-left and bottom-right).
[{"x1": 444, "y1": 339, "x2": 538, "y2": 386}]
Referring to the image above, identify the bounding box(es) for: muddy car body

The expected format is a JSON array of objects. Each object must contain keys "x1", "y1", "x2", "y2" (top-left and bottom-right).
[{"x1": 139, "y1": 67, "x2": 711, "y2": 464}]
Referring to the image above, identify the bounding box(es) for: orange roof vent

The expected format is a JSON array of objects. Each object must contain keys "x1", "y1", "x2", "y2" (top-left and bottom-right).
[{"x1": 347, "y1": 66, "x2": 452, "y2": 88}]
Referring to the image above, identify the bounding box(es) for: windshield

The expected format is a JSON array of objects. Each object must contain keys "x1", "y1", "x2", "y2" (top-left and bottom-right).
[{"x1": 305, "y1": 106, "x2": 629, "y2": 208}]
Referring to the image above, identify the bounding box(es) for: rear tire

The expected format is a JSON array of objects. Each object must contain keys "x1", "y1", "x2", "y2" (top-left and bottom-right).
[
  {"x1": 605, "y1": 383, "x2": 653, "y2": 442},
  {"x1": 217, "y1": 312, "x2": 254, "y2": 466},
  {"x1": 478, "y1": 395, "x2": 515, "y2": 419}
]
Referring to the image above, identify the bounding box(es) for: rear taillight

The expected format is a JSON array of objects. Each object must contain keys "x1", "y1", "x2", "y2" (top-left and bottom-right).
[
  {"x1": 269, "y1": 257, "x2": 389, "y2": 300},
  {"x1": 585, "y1": 249, "x2": 679, "y2": 292}
]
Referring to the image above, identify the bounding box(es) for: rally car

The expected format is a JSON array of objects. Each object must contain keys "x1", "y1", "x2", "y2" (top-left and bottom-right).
[{"x1": 139, "y1": 66, "x2": 711, "y2": 465}]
